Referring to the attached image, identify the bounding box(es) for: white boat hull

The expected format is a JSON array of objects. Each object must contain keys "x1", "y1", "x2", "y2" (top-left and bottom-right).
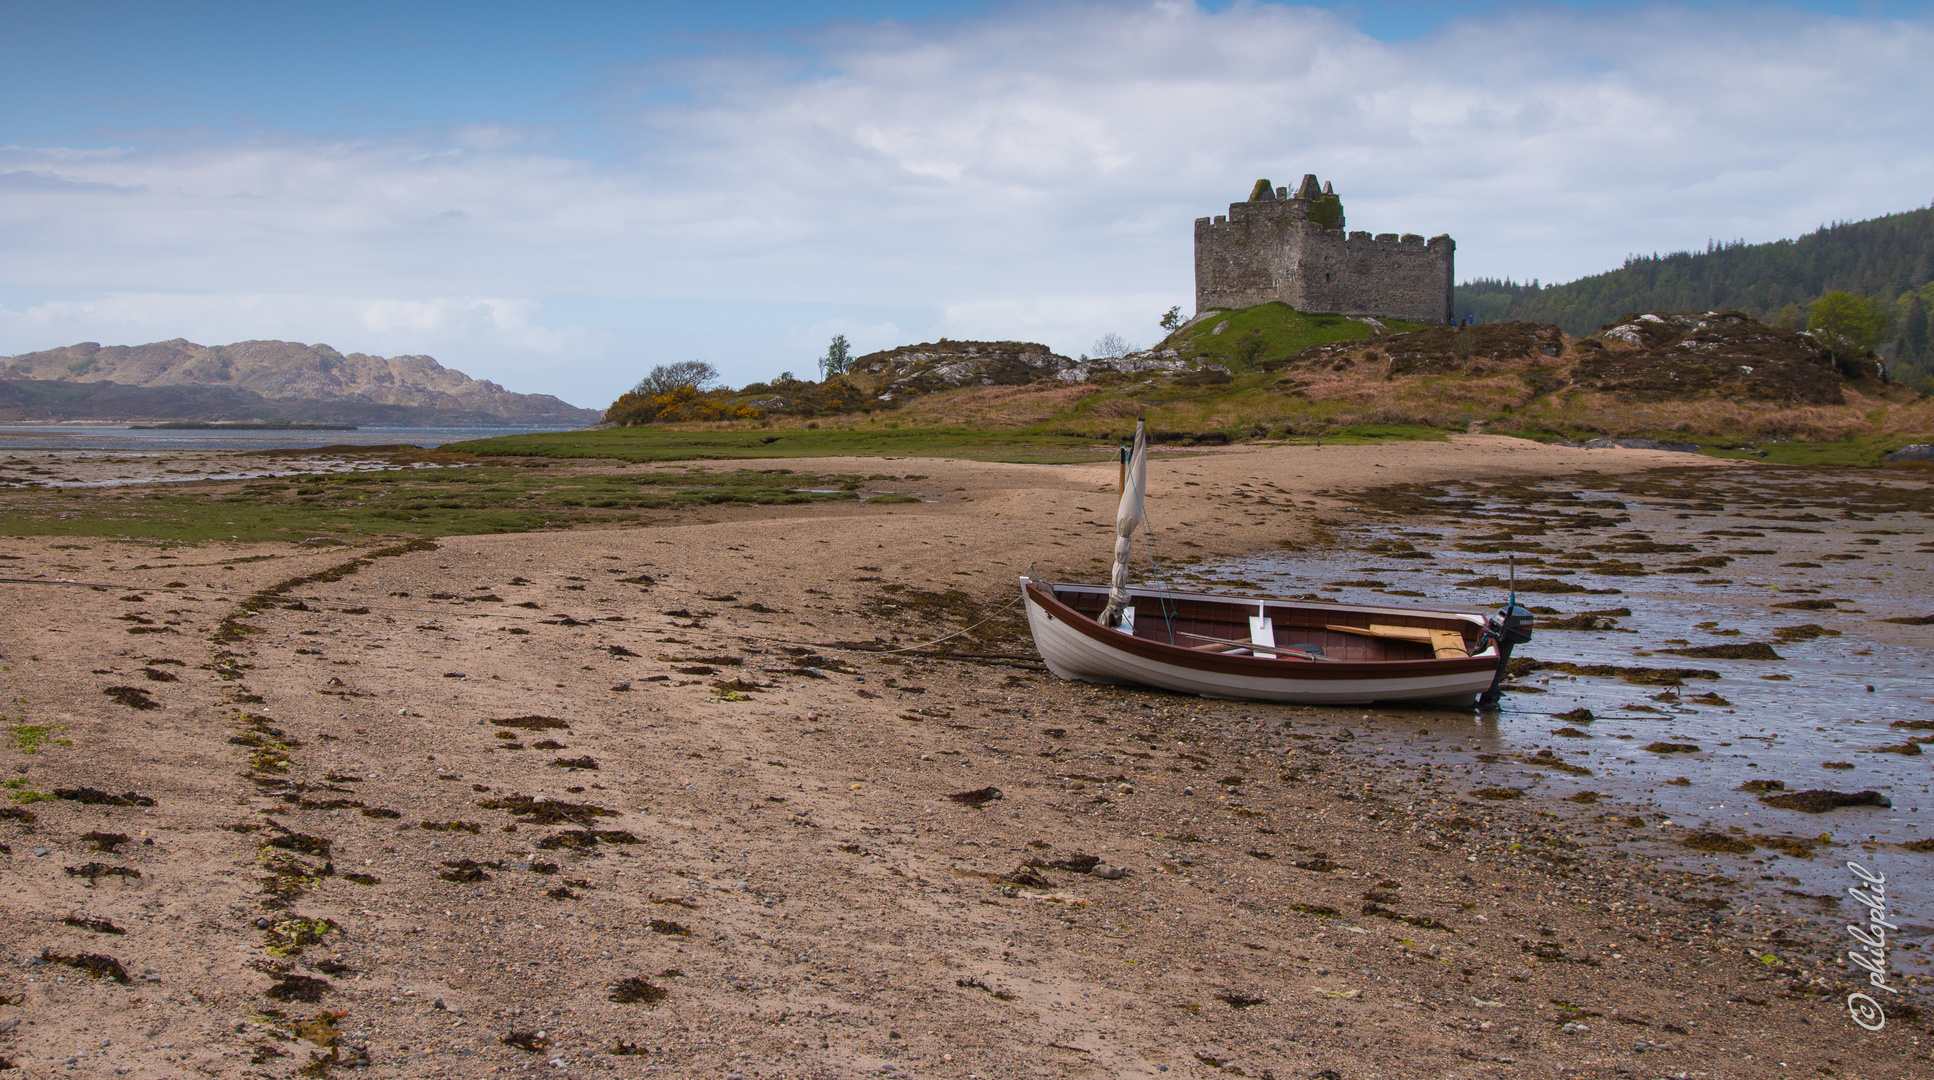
[{"x1": 1021, "y1": 578, "x2": 1499, "y2": 706}]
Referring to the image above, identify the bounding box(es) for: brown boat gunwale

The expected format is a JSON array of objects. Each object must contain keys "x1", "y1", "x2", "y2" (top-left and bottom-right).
[{"x1": 1026, "y1": 581, "x2": 1501, "y2": 681}]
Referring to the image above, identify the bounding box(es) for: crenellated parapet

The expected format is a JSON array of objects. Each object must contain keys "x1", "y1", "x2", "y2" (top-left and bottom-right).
[{"x1": 1194, "y1": 175, "x2": 1453, "y2": 324}]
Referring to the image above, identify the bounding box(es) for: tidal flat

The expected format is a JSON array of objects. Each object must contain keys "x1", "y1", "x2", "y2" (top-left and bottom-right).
[
  {"x1": 1192, "y1": 465, "x2": 1934, "y2": 968},
  {"x1": 0, "y1": 436, "x2": 1929, "y2": 1078}
]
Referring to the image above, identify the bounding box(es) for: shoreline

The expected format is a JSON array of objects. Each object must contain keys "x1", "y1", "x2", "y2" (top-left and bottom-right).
[{"x1": 0, "y1": 435, "x2": 1927, "y2": 1078}]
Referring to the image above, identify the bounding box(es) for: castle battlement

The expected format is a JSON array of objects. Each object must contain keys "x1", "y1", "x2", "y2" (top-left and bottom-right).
[{"x1": 1194, "y1": 175, "x2": 1453, "y2": 324}]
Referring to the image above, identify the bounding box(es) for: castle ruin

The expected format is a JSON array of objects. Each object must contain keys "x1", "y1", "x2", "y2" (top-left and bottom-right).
[{"x1": 1194, "y1": 175, "x2": 1454, "y2": 324}]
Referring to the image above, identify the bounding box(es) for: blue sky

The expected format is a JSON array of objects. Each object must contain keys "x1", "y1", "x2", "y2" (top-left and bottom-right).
[{"x1": 5, "y1": 1, "x2": 1932, "y2": 407}]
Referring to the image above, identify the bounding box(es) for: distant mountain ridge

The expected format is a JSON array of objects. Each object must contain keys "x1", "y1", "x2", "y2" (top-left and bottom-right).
[{"x1": 0, "y1": 338, "x2": 601, "y2": 425}]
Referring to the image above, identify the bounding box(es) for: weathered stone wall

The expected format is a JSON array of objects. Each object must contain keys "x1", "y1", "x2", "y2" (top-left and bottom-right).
[{"x1": 1194, "y1": 176, "x2": 1453, "y2": 324}]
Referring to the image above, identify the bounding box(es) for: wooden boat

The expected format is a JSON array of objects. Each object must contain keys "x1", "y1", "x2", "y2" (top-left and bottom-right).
[
  {"x1": 1021, "y1": 580, "x2": 1513, "y2": 705},
  {"x1": 1020, "y1": 420, "x2": 1531, "y2": 707}
]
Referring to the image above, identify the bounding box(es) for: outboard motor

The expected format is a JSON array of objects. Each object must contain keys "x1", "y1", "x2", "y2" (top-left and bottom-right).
[{"x1": 1478, "y1": 557, "x2": 1535, "y2": 710}]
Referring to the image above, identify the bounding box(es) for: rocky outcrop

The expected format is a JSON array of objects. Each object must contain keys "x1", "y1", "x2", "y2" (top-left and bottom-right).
[
  {"x1": 1573, "y1": 312, "x2": 1872, "y2": 405},
  {"x1": 1058, "y1": 350, "x2": 1229, "y2": 382},
  {"x1": 839, "y1": 339, "x2": 1238, "y2": 401},
  {"x1": 1266, "y1": 312, "x2": 1885, "y2": 408},
  {"x1": 845, "y1": 340, "x2": 1075, "y2": 400},
  {"x1": 0, "y1": 339, "x2": 599, "y2": 425},
  {"x1": 1272, "y1": 321, "x2": 1564, "y2": 374}
]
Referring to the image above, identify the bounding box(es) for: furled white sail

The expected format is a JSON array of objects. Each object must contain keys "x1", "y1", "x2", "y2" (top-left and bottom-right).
[{"x1": 1101, "y1": 419, "x2": 1147, "y2": 628}]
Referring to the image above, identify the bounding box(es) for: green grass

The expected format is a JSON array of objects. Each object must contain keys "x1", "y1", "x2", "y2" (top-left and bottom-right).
[
  {"x1": 1485, "y1": 429, "x2": 1924, "y2": 467},
  {"x1": 1161, "y1": 301, "x2": 1431, "y2": 367},
  {"x1": 447, "y1": 425, "x2": 1126, "y2": 464},
  {"x1": 1701, "y1": 434, "x2": 1926, "y2": 468},
  {"x1": 4, "y1": 777, "x2": 53, "y2": 804},
  {"x1": 0, "y1": 465, "x2": 875, "y2": 543},
  {"x1": 3, "y1": 721, "x2": 70, "y2": 755},
  {"x1": 1290, "y1": 423, "x2": 1452, "y2": 445}
]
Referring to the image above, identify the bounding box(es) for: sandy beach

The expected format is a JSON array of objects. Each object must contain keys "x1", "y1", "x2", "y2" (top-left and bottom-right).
[{"x1": 1, "y1": 435, "x2": 1928, "y2": 1079}]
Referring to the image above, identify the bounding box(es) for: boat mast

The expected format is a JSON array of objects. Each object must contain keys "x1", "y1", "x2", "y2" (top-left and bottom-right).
[{"x1": 1101, "y1": 419, "x2": 1147, "y2": 628}]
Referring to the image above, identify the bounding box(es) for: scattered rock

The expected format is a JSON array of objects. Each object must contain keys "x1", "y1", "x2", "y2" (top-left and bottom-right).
[
  {"x1": 1580, "y1": 438, "x2": 1701, "y2": 453},
  {"x1": 63, "y1": 862, "x2": 141, "y2": 883},
  {"x1": 608, "y1": 977, "x2": 668, "y2": 1004},
  {"x1": 101, "y1": 686, "x2": 160, "y2": 710},
  {"x1": 55, "y1": 787, "x2": 155, "y2": 807},
  {"x1": 1772, "y1": 624, "x2": 1838, "y2": 643},
  {"x1": 264, "y1": 973, "x2": 332, "y2": 1002},
  {"x1": 41, "y1": 949, "x2": 129, "y2": 983},
  {"x1": 489, "y1": 715, "x2": 570, "y2": 731},
  {"x1": 1758, "y1": 789, "x2": 1891, "y2": 813},
  {"x1": 1659, "y1": 642, "x2": 1781, "y2": 660},
  {"x1": 61, "y1": 915, "x2": 124, "y2": 935},
  {"x1": 1682, "y1": 831, "x2": 1754, "y2": 854},
  {"x1": 438, "y1": 859, "x2": 493, "y2": 883}
]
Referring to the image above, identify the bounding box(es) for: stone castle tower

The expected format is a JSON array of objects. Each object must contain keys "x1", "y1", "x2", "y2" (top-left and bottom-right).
[{"x1": 1194, "y1": 175, "x2": 1454, "y2": 324}]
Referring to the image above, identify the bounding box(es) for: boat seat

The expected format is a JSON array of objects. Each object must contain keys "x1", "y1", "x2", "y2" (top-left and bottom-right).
[{"x1": 1429, "y1": 629, "x2": 1468, "y2": 658}]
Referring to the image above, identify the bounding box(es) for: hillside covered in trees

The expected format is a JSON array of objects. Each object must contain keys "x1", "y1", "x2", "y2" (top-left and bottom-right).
[{"x1": 1455, "y1": 205, "x2": 1934, "y2": 391}]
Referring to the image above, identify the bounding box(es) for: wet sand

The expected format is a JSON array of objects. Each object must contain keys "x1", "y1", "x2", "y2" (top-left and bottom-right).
[{"x1": 1, "y1": 436, "x2": 1928, "y2": 1078}]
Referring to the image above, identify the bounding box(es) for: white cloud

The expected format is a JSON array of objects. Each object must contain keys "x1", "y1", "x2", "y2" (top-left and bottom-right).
[{"x1": 3, "y1": 1, "x2": 1930, "y2": 403}]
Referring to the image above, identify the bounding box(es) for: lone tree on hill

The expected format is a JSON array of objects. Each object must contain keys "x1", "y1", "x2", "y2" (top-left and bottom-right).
[
  {"x1": 1092, "y1": 332, "x2": 1133, "y2": 358},
  {"x1": 1159, "y1": 306, "x2": 1183, "y2": 331},
  {"x1": 1808, "y1": 291, "x2": 1890, "y2": 366},
  {"x1": 603, "y1": 360, "x2": 747, "y2": 426},
  {"x1": 631, "y1": 360, "x2": 718, "y2": 397},
  {"x1": 820, "y1": 335, "x2": 852, "y2": 380}
]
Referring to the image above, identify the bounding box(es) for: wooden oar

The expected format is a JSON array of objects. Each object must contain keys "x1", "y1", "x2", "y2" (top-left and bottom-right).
[
  {"x1": 1175, "y1": 632, "x2": 1340, "y2": 661},
  {"x1": 1325, "y1": 622, "x2": 1431, "y2": 643}
]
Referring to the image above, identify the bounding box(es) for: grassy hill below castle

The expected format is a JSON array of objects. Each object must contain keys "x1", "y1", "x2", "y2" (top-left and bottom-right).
[{"x1": 452, "y1": 304, "x2": 1934, "y2": 468}]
